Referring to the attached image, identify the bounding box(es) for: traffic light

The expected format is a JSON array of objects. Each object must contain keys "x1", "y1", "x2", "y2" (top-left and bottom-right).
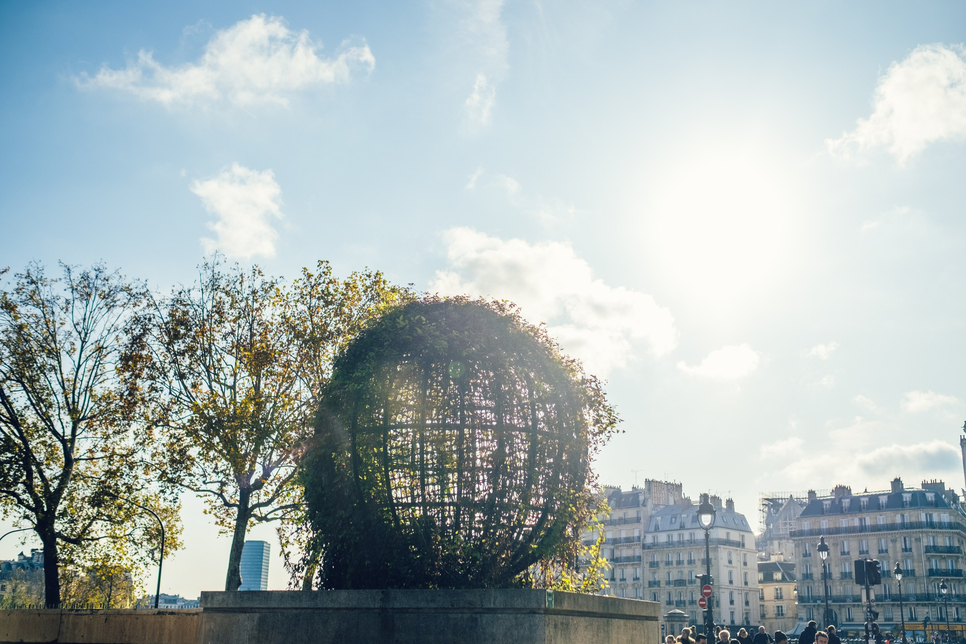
[{"x1": 855, "y1": 559, "x2": 882, "y2": 586}]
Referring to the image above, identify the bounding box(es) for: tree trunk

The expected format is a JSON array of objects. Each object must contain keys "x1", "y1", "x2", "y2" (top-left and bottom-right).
[
  {"x1": 224, "y1": 488, "x2": 252, "y2": 591},
  {"x1": 38, "y1": 524, "x2": 60, "y2": 608}
]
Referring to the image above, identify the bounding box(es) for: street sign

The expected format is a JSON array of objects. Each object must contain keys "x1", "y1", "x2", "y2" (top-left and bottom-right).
[
  {"x1": 698, "y1": 597, "x2": 708, "y2": 609},
  {"x1": 702, "y1": 585, "x2": 713, "y2": 598}
]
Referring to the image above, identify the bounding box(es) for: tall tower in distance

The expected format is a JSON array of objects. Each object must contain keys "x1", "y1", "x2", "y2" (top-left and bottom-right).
[{"x1": 238, "y1": 540, "x2": 271, "y2": 591}]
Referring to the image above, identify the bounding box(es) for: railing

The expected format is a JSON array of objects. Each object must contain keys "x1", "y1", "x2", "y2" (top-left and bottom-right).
[
  {"x1": 790, "y1": 521, "x2": 964, "y2": 538},
  {"x1": 689, "y1": 599, "x2": 697, "y2": 605},
  {"x1": 928, "y1": 568, "x2": 964, "y2": 577},
  {"x1": 642, "y1": 538, "x2": 743, "y2": 551},
  {"x1": 648, "y1": 581, "x2": 661, "y2": 587},
  {"x1": 878, "y1": 549, "x2": 889, "y2": 554},
  {"x1": 603, "y1": 517, "x2": 642, "y2": 526},
  {"x1": 902, "y1": 547, "x2": 914, "y2": 553},
  {"x1": 675, "y1": 600, "x2": 687, "y2": 608},
  {"x1": 606, "y1": 536, "x2": 640, "y2": 545},
  {"x1": 613, "y1": 556, "x2": 642, "y2": 564},
  {"x1": 840, "y1": 572, "x2": 854, "y2": 580},
  {"x1": 925, "y1": 545, "x2": 963, "y2": 554},
  {"x1": 673, "y1": 579, "x2": 687, "y2": 587},
  {"x1": 802, "y1": 552, "x2": 812, "y2": 557},
  {"x1": 801, "y1": 573, "x2": 814, "y2": 580},
  {"x1": 859, "y1": 550, "x2": 870, "y2": 555}
]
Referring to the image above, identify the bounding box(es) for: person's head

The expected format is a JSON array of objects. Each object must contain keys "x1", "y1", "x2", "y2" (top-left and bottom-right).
[
  {"x1": 719, "y1": 630, "x2": 732, "y2": 643},
  {"x1": 808, "y1": 621, "x2": 818, "y2": 629},
  {"x1": 816, "y1": 631, "x2": 829, "y2": 644},
  {"x1": 696, "y1": 634, "x2": 708, "y2": 644},
  {"x1": 667, "y1": 635, "x2": 676, "y2": 644},
  {"x1": 828, "y1": 626, "x2": 836, "y2": 635},
  {"x1": 683, "y1": 628, "x2": 692, "y2": 638},
  {"x1": 739, "y1": 629, "x2": 749, "y2": 638},
  {"x1": 775, "y1": 632, "x2": 788, "y2": 644},
  {"x1": 759, "y1": 627, "x2": 767, "y2": 634}
]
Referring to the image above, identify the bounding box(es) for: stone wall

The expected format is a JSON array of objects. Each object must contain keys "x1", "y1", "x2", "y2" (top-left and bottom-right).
[{"x1": 0, "y1": 590, "x2": 658, "y2": 644}]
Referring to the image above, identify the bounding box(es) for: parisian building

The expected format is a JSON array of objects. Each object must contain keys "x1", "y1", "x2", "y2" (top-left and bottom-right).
[
  {"x1": 758, "y1": 555, "x2": 797, "y2": 634},
  {"x1": 790, "y1": 478, "x2": 966, "y2": 638},
  {"x1": 589, "y1": 480, "x2": 760, "y2": 630}
]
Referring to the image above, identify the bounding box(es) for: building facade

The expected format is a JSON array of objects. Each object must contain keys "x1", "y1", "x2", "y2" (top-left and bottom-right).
[
  {"x1": 0, "y1": 549, "x2": 44, "y2": 605},
  {"x1": 790, "y1": 478, "x2": 966, "y2": 639},
  {"x1": 758, "y1": 556, "x2": 797, "y2": 634},
  {"x1": 239, "y1": 540, "x2": 271, "y2": 591},
  {"x1": 589, "y1": 481, "x2": 759, "y2": 631}
]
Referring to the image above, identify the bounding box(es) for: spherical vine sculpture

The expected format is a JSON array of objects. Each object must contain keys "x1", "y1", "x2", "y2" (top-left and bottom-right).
[{"x1": 300, "y1": 298, "x2": 617, "y2": 589}]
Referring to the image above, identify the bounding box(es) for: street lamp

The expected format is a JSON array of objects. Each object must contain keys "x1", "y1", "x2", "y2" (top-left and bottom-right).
[
  {"x1": 106, "y1": 493, "x2": 166, "y2": 609},
  {"x1": 940, "y1": 579, "x2": 950, "y2": 644},
  {"x1": 895, "y1": 562, "x2": 906, "y2": 644},
  {"x1": 698, "y1": 497, "x2": 717, "y2": 639},
  {"x1": 818, "y1": 536, "x2": 831, "y2": 629}
]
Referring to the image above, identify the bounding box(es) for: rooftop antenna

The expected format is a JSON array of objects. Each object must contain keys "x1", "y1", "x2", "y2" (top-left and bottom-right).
[{"x1": 632, "y1": 470, "x2": 646, "y2": 487}]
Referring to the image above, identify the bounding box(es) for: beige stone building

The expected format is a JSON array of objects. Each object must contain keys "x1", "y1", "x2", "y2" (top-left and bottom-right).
[
  {"x1": 758, "y1": 556, "x2": 797, "y2": 634},
  {"x1": 586, "y1": 481, "x2": 760, "y2": 631},
  {"x1": 790, "y1": 478, "x2": 966, "y2": 639}
]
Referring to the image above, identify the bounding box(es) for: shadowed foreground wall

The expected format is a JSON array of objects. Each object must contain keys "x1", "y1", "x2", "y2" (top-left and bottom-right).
[{"x1": 1, "y1": 590, "x2": 658, "y2": 644}]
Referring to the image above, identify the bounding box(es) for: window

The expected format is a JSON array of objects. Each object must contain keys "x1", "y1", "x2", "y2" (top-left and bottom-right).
[
  {"x1": 860, "y1": 539, "x2": 869, "y2": 555},
  {"x1": 877, "y1": 515, "x2": 886, "y2": 525},
  {"x1": 878, "y1": 538, "x2": 888, "y2": 553},
  {"x1": 823, "y1": 501, "x2": 831, "y2": 513},
  {"x1": 805, "y1": 586, "x2": 812, "y2": 599},
  {"x1": 741, "y1": 535, "x2": 746, "y2": 548},
  {"x1": 841, "y1": 540, "x2": 850, "y2": 555},
  {"x1": 775, "y1": 587, "x2": 784, "y2": 600},
  {"x1": 908, "y1": 606, "x2": 917, "y2": 620},
  {"x1": 759, "y1": 588, "x2": 764, "y2": 600},
  {"x1": 728, "y1": 552, "x2": 733, "y2": 564},
  {"x1": 728, "y1": 571, "x2": 734, "y2": 584},
  {"x1": 806, "y1": 608, "x2": 814, "y2": 621},
  {"x1": 846, "y1": 607, "x2": 854, "y2": 622},
  {"x1": 729, "y1": 591, "x2": 735, "y2": 605},
  {"x1": 843, "y1": 499, "x2": 851, "y2": 511},
  {"x1": 861, "y1": 498, "x2": 868, "y2": 510},
  {"x1": 743, "y1": 572, "x2": 749, "y2": 586},
  {"x1": 760, "y1": 607, "x2": 767, "y2": 619},
  {"x1": 839, "y1": 519, "x2": 848, "y2": 528},
  {"x1": 776, "y1": 605, "x2": 785, "y2": 617},
  {"x1": 652, "y1": 592, "x2": 658, "y2": 602},
  {"x1": 743, "y1": 553, "x2": 748, "y2": 566},
  {"x1": 820, "y1": 520, "x2": 829, "y2": 530},
  {"x1": 802, "y1": 521, "x2": 810, "y2": 530},
  {"x1": 902, "y1": 537, "x2": 913, "y2": 552}
]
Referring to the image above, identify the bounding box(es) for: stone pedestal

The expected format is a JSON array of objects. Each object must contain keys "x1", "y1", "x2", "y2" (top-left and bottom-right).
[{"x1": 200, "y1": 589, "x2": 659, "y2": 644}]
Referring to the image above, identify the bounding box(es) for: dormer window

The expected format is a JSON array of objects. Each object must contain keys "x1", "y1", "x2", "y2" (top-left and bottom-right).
[
  {"x1": 903, "y1": 493, "x2": 912, "y2": 508},
  {"x1": 823, "y1": 501, "x2": 831, "y2": 513},
  {"x1": 879, "y1": 496, "x2": 888, "y2": 509},
  {"x1": 842, "y1": 499, "x2": 851, "y2": 511},
  {"x1": 926, "y1": 493, "x2": 936, "y2": 505},
  {"x1": 860, "y1": 499, "x2": 868, "y2": 510}
]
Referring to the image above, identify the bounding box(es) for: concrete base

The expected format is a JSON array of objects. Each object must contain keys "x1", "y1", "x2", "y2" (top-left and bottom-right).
[
  {"x1": 0, "y1": 590, "x2": 658, "y2": 644},
  {"x1": 200, "y1": 589, "x2": 659, "y2": 644}
]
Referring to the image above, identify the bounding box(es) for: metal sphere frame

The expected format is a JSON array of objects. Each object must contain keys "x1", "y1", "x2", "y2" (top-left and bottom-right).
[{"x1": 303, "y1": 299, "x2": 597, "y2": 589}]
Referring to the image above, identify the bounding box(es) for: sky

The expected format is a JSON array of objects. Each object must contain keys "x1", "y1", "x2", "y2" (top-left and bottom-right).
[{"x1": 2, "y1": 1, "x2": 966, "y2": 598}]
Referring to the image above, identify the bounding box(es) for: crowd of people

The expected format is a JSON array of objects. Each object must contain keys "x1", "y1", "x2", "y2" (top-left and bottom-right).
[{"x1": 665, "y1": 622, "x2": 842, "y2": 644}]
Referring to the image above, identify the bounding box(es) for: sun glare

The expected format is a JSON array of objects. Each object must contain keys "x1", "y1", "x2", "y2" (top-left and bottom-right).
[{"x1": 640, "y1": 146, "x2": 801, "y2": 315}]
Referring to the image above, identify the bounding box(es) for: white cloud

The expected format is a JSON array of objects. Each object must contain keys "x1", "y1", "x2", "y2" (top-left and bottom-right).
[
  {"x1": 676, "y1": 344, "x2": 760, "y2": 380},
  {"x1": 861, "y1": 206, "x2": 913, "y2": 234},
  {"x1": 465, "y1": 167, "x2": 483, "y2": 190},
  {"x1": 900, "y1": 390, "x2": 960, "y2": 413},
  {"x1": 458, "y1": 0, "x2": 508, "y2": 128},
  {"x1": 811, "y1": 375, "x2": 836, "y2": 388},
  {"x1": 807, "y1": 342, "x2": 839, "y2": 360},
  {"x1": 464, "y1": 73, "x2": 497, "y2": 126},
  {"x1": 192, "y1": 164, "x2": 283, "y2": 259},
  {"x1": 760, "y1": 437, "x2": 805, "y2": 459},
  {"x1": 855, "y1": 440, "x2": 960, "y2": 476},
  {"x1": 853, "y1": 395, "x2": 881, "y2": 413},
  {"x1": 75, "y1": 14, "x2": 374, "y2": 108},
  {"x1": 430, "y1": 227, "x2": 678, "y2": 376},
  {"x1": 827, "y1": 44, "x2": 966, "y2": 164},
  {"x1": 466, "y1": 169, "x2": 577, "y2": 225}
]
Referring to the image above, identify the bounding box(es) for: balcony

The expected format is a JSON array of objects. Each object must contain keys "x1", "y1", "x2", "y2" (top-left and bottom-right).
[
  {"x1": 878, "y1": 549, "x2": 889, "y2": 554},
  {"x1": 859, "y1": 550, "x2": 870, "y2": 556},
  {"x1": 925, "y1": 545, "x2": 963, "y2": 555},
  {"x1": 607, "y1": 536, "x2": 641, "y2": 545},
  {"x1": 673, "y1": 579, "x2": 687, "y2": 587},
  {"x1": 687, "y1": 560, "x2": 697, "y2": 566},
  {"x1": 928, "y1": 568, "x2": 964, "y2": 577},
  {"x1": 802, "y1": 552, "x2": 812, "y2": 558},
  {"x1": 801, "y1": 573, "x2": 814, "y2": 580},
  {"x1": 614, "y1": 556, "x2": 643, "y2": 564},
  {"x1": 790, "y1": 521, "x2": 963, "y2": 539},
  {"x1": 648, "y1": 581, "x2": 661, "y2": 588},
  {"x1": 902, "y1": 547, "x2": 914, "y2": 553},
  {"x1": 643, "y1": 538, "x2": 744, "y2": 551},
  {"x1": 675, "y1": 600, "x2": 688, "y2": 608},
  {"x1": 840, "y1": 572, "x2": 854, "y2": 580},
  {"x1": 664, "y1": 560, "x2": 674, "y2": 567},
  {"x1": 603, "y1": 516, "x2": 642, "y2": 526},
  {"x1": 649, "y1": 561, "x2": 660, "y2": 568}
]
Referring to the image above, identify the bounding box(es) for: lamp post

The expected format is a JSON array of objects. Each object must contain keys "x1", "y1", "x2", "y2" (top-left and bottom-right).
[
  {"x1": 818, "y1": 536, "x2": 831, "y2": 629},
  {"x1": 896, "y1": 562, "x2": 906, "y2": 644},
  {"x1": 941, "y1": 579, "x2": 950, "y2": 644},
  {"x1": 106, "y1": 493, "x2": 165, "y2": 609},
  {"x1": 698, "y1": 497, "x2": 717, "y2": 639}
]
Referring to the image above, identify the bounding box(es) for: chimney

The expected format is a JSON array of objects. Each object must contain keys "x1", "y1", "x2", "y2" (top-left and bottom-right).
[
  {"x1": 807, "y1": 490, "x2": 817, "y2": 502},
  {"x1": 683, "y1": 496, "x2": 693, "y2": 509},
  {"x1": 725, "y1": 498, "x2": 735, "y2": 512},
  {"x1": 710, "y1": 495, "x2": 723, "y2": 509},
  {"x1": 891, "y1": 477, "x2": 904, "y2": 493},
  {"x1": 832, "y1": 485, "x2": 852, "y2": 500},
  {"x1": 700, "y1": 493, "x2": 709, "y2": 504}
]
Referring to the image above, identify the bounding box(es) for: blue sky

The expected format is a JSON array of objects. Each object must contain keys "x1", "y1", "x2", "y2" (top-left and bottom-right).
[{"x1": 3, "y1": 1, "x2": 966, "y2": 597}]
